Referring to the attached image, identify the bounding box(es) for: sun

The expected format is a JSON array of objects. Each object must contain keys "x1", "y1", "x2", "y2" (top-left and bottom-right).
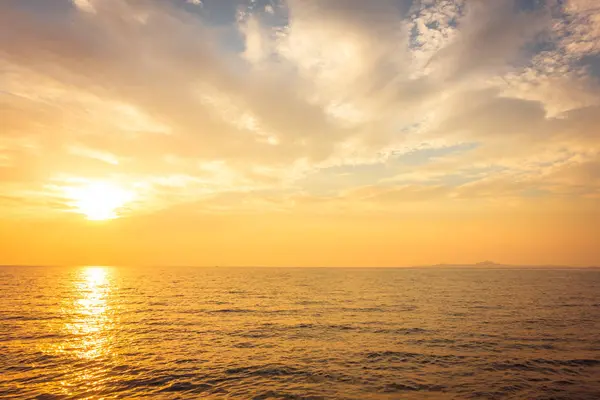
[{"x1": 66, "y1": 181, "x2": 134, "y2": 221}]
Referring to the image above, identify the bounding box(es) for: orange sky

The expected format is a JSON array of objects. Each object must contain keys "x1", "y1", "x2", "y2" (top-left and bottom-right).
[{"x1": 0, "y1": 0, "x2": 599, "y2": 267}]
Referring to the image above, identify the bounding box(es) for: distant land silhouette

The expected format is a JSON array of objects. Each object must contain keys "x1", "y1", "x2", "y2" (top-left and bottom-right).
[{"x1": 419, "y1": 261, "x2": 599, "y2": 269}]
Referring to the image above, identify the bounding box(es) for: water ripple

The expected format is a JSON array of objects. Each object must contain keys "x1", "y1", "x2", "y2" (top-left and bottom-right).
[{"x1": 1, "y1": 266, "x2": 599, "y2": 399}]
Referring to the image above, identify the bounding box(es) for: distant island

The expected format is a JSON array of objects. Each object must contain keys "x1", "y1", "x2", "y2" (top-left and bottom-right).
[{"x1": 418, "y1": 261, "x2": 598, "y2": 269}]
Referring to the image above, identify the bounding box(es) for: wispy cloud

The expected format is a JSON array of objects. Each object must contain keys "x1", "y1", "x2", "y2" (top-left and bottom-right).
[{"x1": 0, "y1": 0, "x2": 598, "y2": 217}]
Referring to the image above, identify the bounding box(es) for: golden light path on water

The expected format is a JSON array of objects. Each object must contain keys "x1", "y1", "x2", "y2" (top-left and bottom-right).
[
  {"x1": 70, "y1": 267, "x2": 112, "y2": 358},
  {"x1": 54, "y1": 266, "x2": 116, "y2": 396}
]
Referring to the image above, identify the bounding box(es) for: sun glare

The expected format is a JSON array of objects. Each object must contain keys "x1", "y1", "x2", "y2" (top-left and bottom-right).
[{"x1": 66, "y1": 181, "x2": 134, "y2": 221}]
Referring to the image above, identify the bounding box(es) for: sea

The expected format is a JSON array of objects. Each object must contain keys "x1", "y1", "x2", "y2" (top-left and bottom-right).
[{"x1": 1, "y1": 266, "x2": 599, "y2": 399}]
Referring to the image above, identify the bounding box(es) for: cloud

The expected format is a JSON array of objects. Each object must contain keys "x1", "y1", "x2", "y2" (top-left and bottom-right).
[
  {"x1": 0, "y1": 0, "x2": 599, "y2": 218},
  {"x1": 72, "y1": 0, "x2": 96, "y2": 13},
  {"x1": 427, "y1": 0, "x2": 551, "y2": 81}
]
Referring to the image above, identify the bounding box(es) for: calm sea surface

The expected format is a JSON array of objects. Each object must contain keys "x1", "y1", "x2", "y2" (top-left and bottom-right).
[{"x1": 1, "y1": 266, "x2": 599, "y2": 399}]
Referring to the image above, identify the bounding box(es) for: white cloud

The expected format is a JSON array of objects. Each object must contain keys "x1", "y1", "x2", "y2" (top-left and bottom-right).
[
  {"x1": 72, "y1": 0, "x2": 96, "y2": 13},
  {"x1": 1, "y1": 0, "x2": 599, "y2": 215}
]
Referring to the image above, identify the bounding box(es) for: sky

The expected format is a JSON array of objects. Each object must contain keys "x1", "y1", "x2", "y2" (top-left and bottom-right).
[{"x1": 0, "y1": 0, "x2": 599, "y2": 267}]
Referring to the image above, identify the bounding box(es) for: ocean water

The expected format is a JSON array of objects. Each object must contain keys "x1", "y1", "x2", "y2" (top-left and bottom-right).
[{"x1": 1, "y1": 267, "x2": 599, "y2": 399}]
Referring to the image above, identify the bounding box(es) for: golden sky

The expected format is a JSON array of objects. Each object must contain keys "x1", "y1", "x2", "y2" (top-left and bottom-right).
[{"x1": 1, "y1": 0, "x2": 599, "y2": 267}]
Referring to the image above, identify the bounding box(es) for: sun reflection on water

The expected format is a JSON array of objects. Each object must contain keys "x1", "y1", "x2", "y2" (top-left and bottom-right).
[
  {"x1": 67, "y1": 266, "x2": 114, "y2": 359},
  {"x1": 40, "y1": 267, "x2": 118, "y2": 397}
]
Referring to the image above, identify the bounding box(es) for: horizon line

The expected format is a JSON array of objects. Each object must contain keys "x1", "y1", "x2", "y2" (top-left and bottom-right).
[{"x1": 1, "y1": 263, "x2": 598, "y2": 269}]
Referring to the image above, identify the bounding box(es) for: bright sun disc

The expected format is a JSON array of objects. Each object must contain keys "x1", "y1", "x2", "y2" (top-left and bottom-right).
[{"x1": 66, "y1": 181, "x2": 134, "y2": 221}]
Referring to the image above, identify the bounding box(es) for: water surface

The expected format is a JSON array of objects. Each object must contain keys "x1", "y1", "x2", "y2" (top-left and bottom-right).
[{"x1": 1, "y1": 266, "x2": 599, "y2": 399}]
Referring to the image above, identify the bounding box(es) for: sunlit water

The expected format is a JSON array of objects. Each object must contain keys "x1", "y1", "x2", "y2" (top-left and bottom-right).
[{"x1": 1, "y1": 267, "x2": 599, "y2": 399}]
